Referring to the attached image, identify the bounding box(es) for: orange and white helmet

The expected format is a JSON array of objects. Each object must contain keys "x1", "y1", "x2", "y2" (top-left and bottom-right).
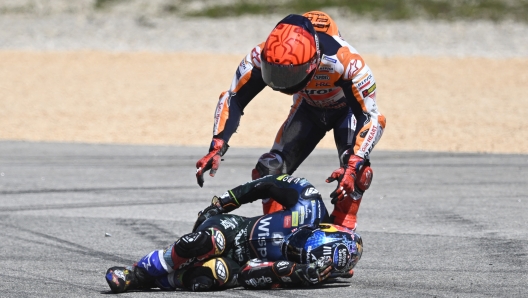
[{"x1": 261, "y1": 14, "x2": 321, "y2": 94}]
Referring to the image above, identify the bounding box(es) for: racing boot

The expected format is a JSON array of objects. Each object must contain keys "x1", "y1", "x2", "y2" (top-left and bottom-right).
[
  {"x1": 331, "y1": 197, "x2": 361, "y2": 230},
  {"x1": 262, "y1": 198, "x2": 285, "y2": 214},
  {"x1": 329, "y1": 268, "x2": 354, "y2": 279},
  {"x1": 252, "y1": 152, "x2": 286, "y2": 214},
  {"x1": 340, "y1": 269, "x2": 355, "y2": 279},
  {"x1": 105, "y1": 264, "x2": 156, "y2": 293}
]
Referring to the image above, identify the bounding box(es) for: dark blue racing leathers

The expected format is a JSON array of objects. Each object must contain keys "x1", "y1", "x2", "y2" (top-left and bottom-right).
[{"x1": 106, "y1": 175, "x2": 362, "y2": 292}]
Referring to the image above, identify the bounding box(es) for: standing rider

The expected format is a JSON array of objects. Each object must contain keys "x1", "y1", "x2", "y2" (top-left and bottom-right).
[
  {"x1": 195, "y1": 11, "x2": 386, "y2": 231},
  {"x1": 105, "y1": 174, "x2": 363, "y2": 293}
]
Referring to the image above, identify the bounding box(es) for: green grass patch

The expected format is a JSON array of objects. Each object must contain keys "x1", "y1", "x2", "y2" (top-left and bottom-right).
[
  {"x1": 186, "y1": 0, "x2": 528, "y2": 23},
  {"x1": 94, "y1": 0, "x2": 124, "y2": 10}
]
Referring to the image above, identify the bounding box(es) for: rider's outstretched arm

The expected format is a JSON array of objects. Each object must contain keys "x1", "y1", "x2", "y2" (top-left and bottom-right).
[
  {"x1": 195, "y1": 46, "x2": 267, "y2": 187},
  {"x1": 327, "y1": 53, "x2": 386, "y2": 202},
  {"x1": 238, "y1": 258, "x2": 332, "y2": 289}
]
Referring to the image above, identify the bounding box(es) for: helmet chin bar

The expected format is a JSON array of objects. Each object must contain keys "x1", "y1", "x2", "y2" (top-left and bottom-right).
[{"x1": 272, "y1": 68, "x2": 317, "y2": 95}]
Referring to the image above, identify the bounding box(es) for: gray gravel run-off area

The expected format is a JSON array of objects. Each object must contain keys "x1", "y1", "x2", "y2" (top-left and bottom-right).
[{"x1": 0, "y1": 0, "x2": 527, "y2": 57}]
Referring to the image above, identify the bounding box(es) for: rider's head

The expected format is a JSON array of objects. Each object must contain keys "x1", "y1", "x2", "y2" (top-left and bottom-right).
[
  {"x1": 282, "y1": 225, "x2": 363, "y2": 273},
  {"x1": 261, "y1": 14, "x2": 321, "y2": 95}
]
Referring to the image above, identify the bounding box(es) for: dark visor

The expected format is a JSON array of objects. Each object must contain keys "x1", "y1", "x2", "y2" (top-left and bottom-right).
[
  {"x1": 261, "y1": 58, "x2": 314, "y2": 91},
  {"x1": 281, "y1": 228, "x2": 314, "y2": 263}
]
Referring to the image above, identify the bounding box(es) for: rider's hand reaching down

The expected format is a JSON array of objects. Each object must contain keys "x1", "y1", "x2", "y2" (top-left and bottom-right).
[
  {"x1": 195, "y1": 138, "x2": 229, "y2": 187},
  {"x1": 326, "y1": 155, "x2": 364, "y2": 203}
]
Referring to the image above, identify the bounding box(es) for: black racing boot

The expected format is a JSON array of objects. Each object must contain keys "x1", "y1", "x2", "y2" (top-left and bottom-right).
[
  {"x1": 105, "y1": 265, "x2": 156, "y2": 293},
  {"x1": 341, "y1": 269, "x2": 354, "y2": 278}
]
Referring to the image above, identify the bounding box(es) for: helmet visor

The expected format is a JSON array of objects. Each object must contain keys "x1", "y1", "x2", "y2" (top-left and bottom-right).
[
  {"x1": 261, "y1": 56, "x2": 316, "y2": 91},
  {"x1": 282, "y1": 227, "x2": 314, "y2": 263}
]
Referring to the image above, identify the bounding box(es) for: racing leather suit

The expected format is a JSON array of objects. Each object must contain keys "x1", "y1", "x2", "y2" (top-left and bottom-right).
[
  {"x1": 210, "y1": 11, "x2": 386, "y2": 227},
  {"x1": 213, "y1": 12, "x2": 385, "y2": 168},
  {"x1": 126, "y1": 175, "x2": 361, "y2": 291}
]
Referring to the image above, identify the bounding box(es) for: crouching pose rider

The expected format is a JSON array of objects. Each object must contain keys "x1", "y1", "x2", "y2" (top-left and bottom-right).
[
  {"x1": 105, "y1": 175, "x2": 363, "y2": 293},
  {"x1": 195, "y1": 11, "x2": 385, "y2": 231}
]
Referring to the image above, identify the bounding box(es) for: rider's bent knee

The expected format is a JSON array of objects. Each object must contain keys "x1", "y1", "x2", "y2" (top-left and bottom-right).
[
  {"x1": 252, "y1": 151, "x2": 285, "y2": 180},
  {"x1": 356, "y1": 165, "x2": 373, "y2": 192},
  {"x1": 170, "y1": 228, "x2": 226, "y2": 270},
  {"x1": 174, "y1": 228, "x2": 225, "y2": 258}
]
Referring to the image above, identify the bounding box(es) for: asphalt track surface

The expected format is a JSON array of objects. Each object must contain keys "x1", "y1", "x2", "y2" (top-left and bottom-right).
[{"x1": 0, "y1": 141, "x2": 526, "y2": 297}]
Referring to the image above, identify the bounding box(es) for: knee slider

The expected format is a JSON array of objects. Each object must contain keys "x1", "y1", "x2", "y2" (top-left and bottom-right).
[
  {"x1": 355, "y1": 165, "x2": 373, "y2": 192},
  {"x1": 252, "y1": 151, "x2": 285, "y2": 180},
  {"x1": 184, "y1": 257, "x2": 239, "y2": 291},
  {"x1": 174, "y1": 228, "x2": 225, "y2": 258}
]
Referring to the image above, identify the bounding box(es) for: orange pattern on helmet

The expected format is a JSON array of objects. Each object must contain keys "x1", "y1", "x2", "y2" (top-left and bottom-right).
[
  {"x1": 303, "y1": 11, "x2": 340, "y2": 36},
  {"x1": 263, "y1": 23, "x2": 317, "y2": 65}
]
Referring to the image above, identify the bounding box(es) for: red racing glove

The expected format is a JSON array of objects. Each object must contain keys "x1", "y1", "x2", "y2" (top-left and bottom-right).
[
  {"x1": 195, "y1": 138, "x2": 229, "y2": 187},
  {"x1": 326, "y1": 155, "x2": 364, "y2": 203}
]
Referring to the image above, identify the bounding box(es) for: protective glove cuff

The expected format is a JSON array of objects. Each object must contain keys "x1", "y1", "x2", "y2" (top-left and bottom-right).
[
  {"x1": 214, "y1": 192, "x2": 240, "y2": 213},
  {"x1": 209, "y1": 138, "x2": 229, "y2": 156},
  {"x1": 347, "y1": 155, "x2": 364, "y2": 173}
]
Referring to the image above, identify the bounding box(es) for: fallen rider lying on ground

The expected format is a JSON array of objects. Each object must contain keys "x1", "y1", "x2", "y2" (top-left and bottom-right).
[{"x1": 105, "y1": 174, "x2": 363, "y2": 292}]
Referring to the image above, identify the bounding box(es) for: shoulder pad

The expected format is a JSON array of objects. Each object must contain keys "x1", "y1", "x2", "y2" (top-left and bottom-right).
[
  {"x1": 337, "y1": 47, "x2": 366, "y2": 80},
  {"x1": 250, "y1": 42, "x2": 265, "y2": 69}
]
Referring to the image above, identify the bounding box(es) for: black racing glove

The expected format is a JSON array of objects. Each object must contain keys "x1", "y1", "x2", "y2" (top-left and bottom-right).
[
  {"x1": 192, "y1": 196, "x2": 224, "y2": 232},
  {"x1": 296, "y1": 256, "x2": 333, "y2": 285}
]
